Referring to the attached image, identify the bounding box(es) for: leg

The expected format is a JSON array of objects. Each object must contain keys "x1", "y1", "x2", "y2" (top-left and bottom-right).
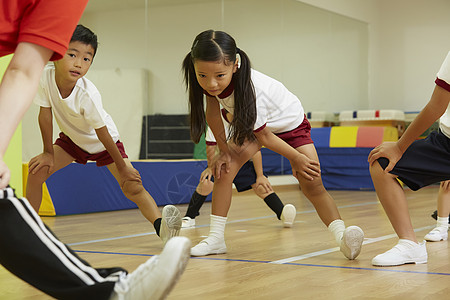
[
  {"x1": 26, "y1": 145, "x2": 74, "y2": 212},
  {"x1": 182, "y1": 176, "x2": 213, "y2": 228},
  {"x1": 424, "y1": 180, "x2": 450, "y2": 241},
  {"x1": 370, "y1": 161, "x2": 416, "y2": 241},
  {"x1": 370, "y1": 161, "x2": 427, "y2": 266},
  {"x1": 252, "y1": 184, "x2": 297, "y2": 227},
  {"x1": 191, "y1": 141, "x2": 259, "y2": 256},
  {"x1": 107, "y1": 159, "x2": 161, "y2": 223},
  {"x1": 1, "y1": 187, "x2": 191, "y2": 300},
  {"x1": 296, "y1": 144, "x2": 363, "y2": 259},
  {"x1": 107, "y1": 159, "x2": 181, "y2": 244}
]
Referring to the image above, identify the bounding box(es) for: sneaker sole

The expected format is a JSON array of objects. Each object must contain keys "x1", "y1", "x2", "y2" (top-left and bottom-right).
[
  {"x1": 161, "y1": 205, "x2": 182, "y2": 245},
  {"x1": 372, "y1": 255, "x2": 428, "y2": 267},
  {"x1": 340, "y1": 226, "x2": 364, "y2": 260},
  {"x1": 151, "y1": 237, "x2": 191, "y2": 299},
  {"x1": 281, "y1": 204, "x2": 296, "y2": 228}
]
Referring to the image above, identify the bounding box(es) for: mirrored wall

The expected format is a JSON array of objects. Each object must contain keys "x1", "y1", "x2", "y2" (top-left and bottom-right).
[{"x1": 22, "y1": 0, "x2": 368, "y2": 160}]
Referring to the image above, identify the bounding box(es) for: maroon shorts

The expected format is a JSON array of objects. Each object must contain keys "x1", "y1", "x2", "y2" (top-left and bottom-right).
[
  {"x1": 275, "y1": 116, "x2": 314, "y2": 149},
  {"x1": 0, "y1": 0, "x2": 88, "y2": 60},
  {"x1": 55, "y1": 132, "x2": 128, "y2": 167}
]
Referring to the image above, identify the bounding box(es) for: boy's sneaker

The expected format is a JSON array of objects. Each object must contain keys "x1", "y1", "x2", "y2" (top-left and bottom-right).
[
  {"x1": 181, "y1": 217, "x2": 196, "y2": 228},
  {"x1": 190, "y1": 238, "x2": 227, "y2": 256},
  {"x1": 372, "y1": 240, "x2": 427, "y2": 267},
  {"x1": 160, "y1": 205, "x2": 182, "y2": 245},
  {"x1": 340, "y1": 226, "x2": 364, "y2": 260},
  {"x1": 424, "y1": 227, "x2": 448, "y2": 242},
  {"x1": 111, "y1": 236, "x2": 191, "y2": 300},
  {"x1": 281, "y1": 204, "x2": 296, "y2": 228}
]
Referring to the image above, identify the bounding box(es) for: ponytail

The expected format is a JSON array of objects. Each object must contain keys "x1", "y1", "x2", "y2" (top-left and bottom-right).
[
  {"x1": 230, "y1": 49, "x2": 256, "y2": 146},
  {"x1": 182, "y1": 52, "x2": 206, "y2": 144}
]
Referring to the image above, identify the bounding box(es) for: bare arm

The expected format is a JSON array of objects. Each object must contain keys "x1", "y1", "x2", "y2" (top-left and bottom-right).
[
  {"x1": 252, "y1": 150, "x2": 273, "y2": 193},
  {"x1": 28, "y1": 107, "x2": 55, "y2": 175},
  {"x1": 368, "y1": 85, "x2": 450, "y2": 172},
  {"x1": 205, "y1": 96, "x2": 231, "y2": 177},
  {"x1": 95, "y1": 126, "x2": 141, "y2": 185},
  {"x1": 0, "y1": 43, "x2": 53, "y2": 187}
]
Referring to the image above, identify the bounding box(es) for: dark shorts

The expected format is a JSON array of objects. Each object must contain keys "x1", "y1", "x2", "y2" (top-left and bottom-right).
[
  {"x1": 275, "y1": 116, "x2": 314, "y2": 149},
  {"x1": 211, "y1": 161, "x2": 264, "y2": 192},
  {"x1": 55, "y1": 132, "x2": 128, "y2": 167},
  {"x1": 378, "y1": 130, "x2": 450, "y2": 191}
]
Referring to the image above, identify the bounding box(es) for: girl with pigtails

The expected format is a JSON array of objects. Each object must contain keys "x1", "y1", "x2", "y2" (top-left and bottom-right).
[{"x1": 182, "y1": 29, "x2": 364, "y2": 259}]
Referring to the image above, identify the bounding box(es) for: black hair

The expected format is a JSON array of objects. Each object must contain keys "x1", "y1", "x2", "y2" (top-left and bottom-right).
[
  {"x1": 71, "y1": 24, "x2": 98, "y2": 57},
  {"x1": 182, "y1": 30, "x2": 256, "y2": 146}
]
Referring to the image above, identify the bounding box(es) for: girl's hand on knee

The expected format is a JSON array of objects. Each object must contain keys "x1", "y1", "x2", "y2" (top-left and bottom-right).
[
  {"x1": 441, "y1": 180, "x2": 450, "y2": 191},
  {"x1": 200, "y1": 168, "x2": 213, "y2": 182},
  {"x1": 28, "y1": 153, "x2": 54, "y2": 175},
  {"x1": 212, "y1": 151, "x2": 231, "y2": 179},
  {"x1": 291, "y1": 153, "x2": 320, "y2": 181}
]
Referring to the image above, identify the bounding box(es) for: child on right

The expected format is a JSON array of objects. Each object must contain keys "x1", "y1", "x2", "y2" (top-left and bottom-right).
[
  {"x1": 368, "y1": 50, "x2": 450, "y2": 266},
  {"x1": 182, "y1": 113, "x2": 297, "y2": 228},
  {"x1": 424, "y1": 180, "x2": 450, "y2": 242}
]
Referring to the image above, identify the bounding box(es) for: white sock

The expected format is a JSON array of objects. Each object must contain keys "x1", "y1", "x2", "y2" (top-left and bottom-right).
[
  {"x1": 207, "y1": 214, "x2": 227, "y2": 243},
  {"x1": 328, "y1": 219, "x2": 345, "y2": 245},
  {"x1": 437, "y1": 216, "x2": 449, "y2": 231}
]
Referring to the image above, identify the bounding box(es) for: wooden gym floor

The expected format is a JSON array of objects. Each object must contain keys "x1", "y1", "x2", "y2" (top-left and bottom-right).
[{"x1": 1, "y1": 184, "x2": 449, "y2": 299}]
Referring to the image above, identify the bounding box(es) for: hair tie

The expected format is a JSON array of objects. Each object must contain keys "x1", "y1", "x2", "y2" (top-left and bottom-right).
[
  {"x1": 236, "y1": 47, "x2": 241, "y2": 53},
  {"x1": 236, "y1": 53, "x2": 242, "y2": 69}
]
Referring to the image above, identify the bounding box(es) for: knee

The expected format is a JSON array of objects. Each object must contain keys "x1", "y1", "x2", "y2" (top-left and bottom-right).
[
  {"x1": 253, "y1": 184, "x2": 270, "y2": 199},
  {"x1": 197, "y1": 179, "x2": 213, "y2": 196},
  {"x1": 26, "y1": 167, "x2": 50, "y2": 185},
  {"x1": 122, "y1": 180, "x2": 145, "y2": 199},
  {"x1": 300, "y1": 178, "x2": 326, "y2": 199}
]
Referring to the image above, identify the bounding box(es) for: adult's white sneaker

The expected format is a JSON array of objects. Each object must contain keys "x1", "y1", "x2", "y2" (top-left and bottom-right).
[{"x1": 110, "y1": 236, "x2": 191, "y2": 300}]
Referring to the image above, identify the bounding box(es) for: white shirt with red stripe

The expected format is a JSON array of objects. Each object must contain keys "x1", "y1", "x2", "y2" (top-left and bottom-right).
[
  {"x1": 212, "y1": 69, "x2": 304, "y2": 134},
  {"x1": 436, "y1": 51, "x2": 450, "y2": 138}
]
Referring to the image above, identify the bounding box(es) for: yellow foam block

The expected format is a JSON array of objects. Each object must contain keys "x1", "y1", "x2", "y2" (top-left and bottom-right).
[
  {"x1": 382, "y1": 126, "x2": 398, "y2": 142},
  {"x1": 22, "y1": 163, "x2": 56, "y2": 216},
  {"x1": 329, "y1": 126, "x2": 358, "y2": 147}
]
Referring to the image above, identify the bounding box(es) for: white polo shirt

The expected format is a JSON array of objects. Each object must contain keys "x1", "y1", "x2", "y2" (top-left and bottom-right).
[
  {"x1": 34, "y1": 65, "x2": 120, "y2": 154},
  {"x1": 214, "y1": 69, "x2": 304, "y2": 134}
]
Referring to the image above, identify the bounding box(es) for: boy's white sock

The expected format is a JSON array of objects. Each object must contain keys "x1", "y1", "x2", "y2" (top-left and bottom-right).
[
  {"x1": 437, "y1": 216, "x2": 449, "y2": 231},
  {"x1": 328, "y1": 219, "x2": 345, "y2": 245},
  {"x1": 206, "y1": 214, "x2": 227, "y2": 243}
]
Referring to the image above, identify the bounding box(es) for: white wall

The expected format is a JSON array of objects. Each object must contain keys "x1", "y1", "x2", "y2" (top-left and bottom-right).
[{"x1": 300, "y1": 0, "x2": 450, "y2": 112}]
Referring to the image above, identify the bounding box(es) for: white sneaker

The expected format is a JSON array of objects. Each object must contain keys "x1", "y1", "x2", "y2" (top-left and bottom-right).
[
  {"x1": 160, "y1": 205, "x2": 182, "y2": 245},
  {"x1": 111, "y1": 236, "x2": 191, "y2": 300},
  {"x1": 281, "y1": 204, "x2": 296, "y2": 228},
  {"x1": 424, "y1": 227, "x2": 448, "y2": 242},
  {"x1": 372, "y1": 240, "x2": 427, "y2": 267},
  {"x1": 340, "y1": 226, "x2": 364, "y2": 260},
  {"x1": 181, "y1": 217, "x2": 196, "y2": 228},
  {"x1": 190, "y1": 238, "x2": 227, "y2": 256}
]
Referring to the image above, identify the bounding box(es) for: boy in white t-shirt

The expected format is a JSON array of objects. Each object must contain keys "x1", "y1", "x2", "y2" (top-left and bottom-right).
[
  {"x1": 26, "y1": 25, "x2": 181, "y2": 245},
  {"x1": 368, "y1": 51, "x2": 450, "y2": 266}
]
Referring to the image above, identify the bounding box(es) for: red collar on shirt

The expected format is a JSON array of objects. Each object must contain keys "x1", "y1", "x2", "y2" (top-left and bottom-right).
[{"x1": 203, "y1": 81, "x2": 235, "y2": 99}]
